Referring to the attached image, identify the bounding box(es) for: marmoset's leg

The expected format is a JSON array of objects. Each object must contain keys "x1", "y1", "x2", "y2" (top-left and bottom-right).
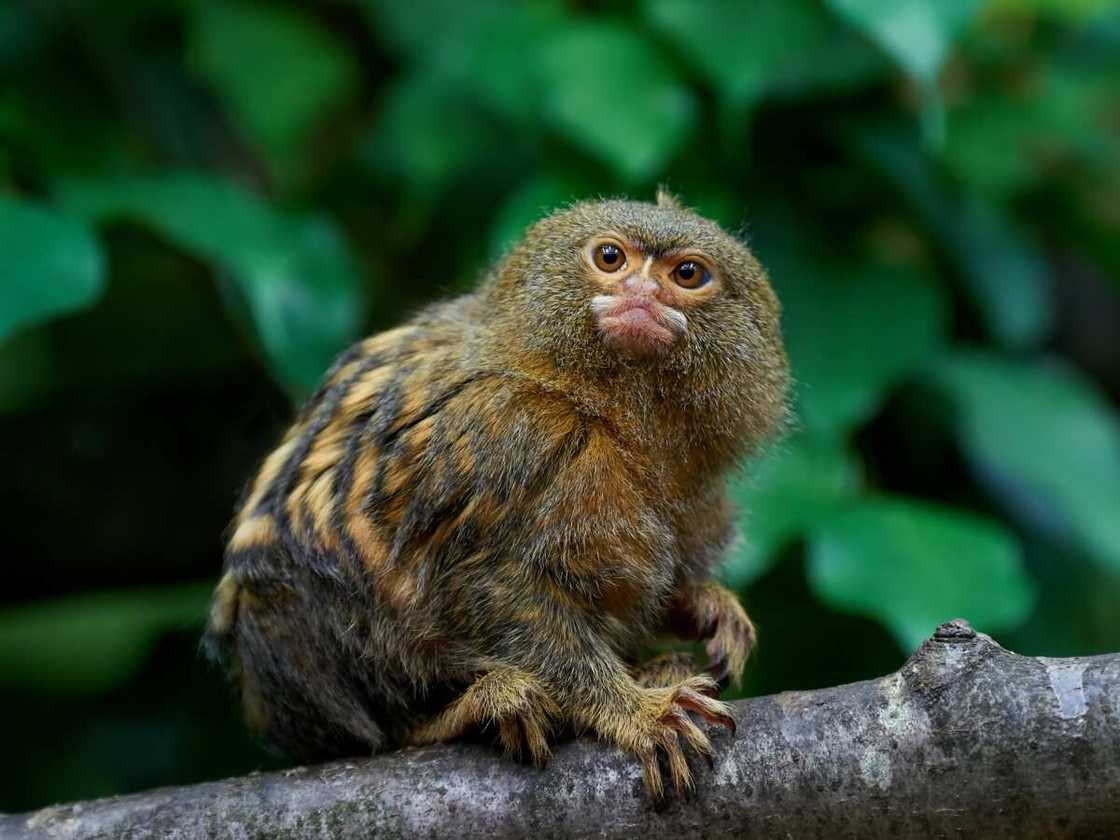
[
  {"x1": 666, "y1": 581, "x2": 757, "y2": 690},
  {"x1": 406, "y1": 666, "x2": 559, "y2": 767},
  {"x1": 210, "y1": 568, "x2": 388, "y2": 762}
]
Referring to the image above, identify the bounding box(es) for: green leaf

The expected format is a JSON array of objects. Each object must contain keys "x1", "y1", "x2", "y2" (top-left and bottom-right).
[
  {"x1": 537, "y1": 22, "x2": 696, "y2": 181},
  {"x1": 444, "y1": 6, "x2": 567, "y2": 126},
  {"x1": 943, "y1": 66, "x2": 1119, "y2": 199},
  {"x1": 0, "y1": 197, "x2": 105, "y2": 339},
  {"x1": 765, "y1": 252, "x2": 948, "y2": 437},
  {"x1": 369, "y1": 1, "x2": 565, "y2": 127},
  {"x1": 928, "y1": 352, "x2": 1120, "y2": 571},
  {"x1": 826, "y1": 0, "x2": 980, "y2": 85},
  {"x1": 57, "y1": 173, "x2": 364, "y2": 397},
  {"x1": 808, "y1": 498, "x2": 1034, "y2": 651},
  {"x1": 827, "y1": 0, "x2": 980, "y2": 139},
  {"x1": 362, "y1": 71, "x2": 502, "y2": 197},
  {"x1": 644, "y1": 0, "x2": 883, "y2": 107},
  {"x1": 245, "y1": 214, "x2": 365, "y2": 393},
  {"x1": 358, "y1": 0, "x2": 568, "y2": 128},
  {"x1": 850, "y1": 126, "x2": 1053, "y2": 348},
  {"x1": 725, "y1": 434, "x2": 862, "y2": 588},
  {"x1": 942, "y1": 95, "x2": 1050, "y2": 199},
  {"x1": 189, "y1": 2, "x2": 358, "y2": 184},
  {"x1": 358, "y1": 0, "x2": 510, "y2": 57},
  {"x1": 0, "y1": 582, "x2": 212, "y2": 696}
]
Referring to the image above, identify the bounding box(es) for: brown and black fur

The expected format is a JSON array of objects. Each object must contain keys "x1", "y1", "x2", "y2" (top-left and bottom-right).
[{"x1": 205, "y1": 192, "x2": 789, "y2": 796}]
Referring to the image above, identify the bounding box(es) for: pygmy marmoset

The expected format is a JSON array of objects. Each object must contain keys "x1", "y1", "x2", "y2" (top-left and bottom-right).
[{"x1": 205, "y1": 191, "x2": 789, "y2": 797}]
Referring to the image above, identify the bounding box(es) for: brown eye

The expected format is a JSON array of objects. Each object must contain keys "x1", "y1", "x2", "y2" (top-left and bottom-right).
[
  {"x1": 593, "y1": 242, "x2": 626, "y2": 272},
  {"x1": 672, "y1": 260, "x2": 709, "y2": 289}
]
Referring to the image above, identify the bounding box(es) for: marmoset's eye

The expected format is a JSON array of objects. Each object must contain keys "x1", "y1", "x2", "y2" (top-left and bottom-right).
[
  {"x1": 672, "y1": 260, "x2": 709, "y2": 289},
  {"x1": 593, "y1": 242, "x2": 627, "y2": 272}
]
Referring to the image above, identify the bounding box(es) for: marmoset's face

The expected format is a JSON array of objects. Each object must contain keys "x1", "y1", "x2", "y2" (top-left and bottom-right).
[
  {"x1": 491, "y1": 197, "x2": 783, "y2": 383},
  {"x1": 581, "y1": 233, "x2": 722, "y2": 357}
]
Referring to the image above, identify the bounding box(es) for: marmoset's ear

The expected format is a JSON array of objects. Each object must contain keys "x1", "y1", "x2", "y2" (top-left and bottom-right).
[{"x1": 655, "y1": 185, "x2": 683, "y2": 210}]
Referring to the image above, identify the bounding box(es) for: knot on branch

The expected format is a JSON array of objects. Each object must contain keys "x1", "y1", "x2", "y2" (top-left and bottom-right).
[{"x1": 933, "y1": 618, "x2": 978, "y2": 641}]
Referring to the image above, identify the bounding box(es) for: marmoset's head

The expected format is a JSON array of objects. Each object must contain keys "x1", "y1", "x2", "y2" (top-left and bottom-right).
[{"x1": 484, "y1": 191, "x2": 787, "y2": 407}]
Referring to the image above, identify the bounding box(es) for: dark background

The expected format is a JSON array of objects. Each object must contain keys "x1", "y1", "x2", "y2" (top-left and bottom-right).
[{"x1": 2, "y1": 0, "x2": 1118, "y2": 812}]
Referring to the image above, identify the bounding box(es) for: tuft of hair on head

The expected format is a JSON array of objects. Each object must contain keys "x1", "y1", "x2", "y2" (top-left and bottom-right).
[{"x1": 655, "y1": 185, "x2": 684, "y2": 210}]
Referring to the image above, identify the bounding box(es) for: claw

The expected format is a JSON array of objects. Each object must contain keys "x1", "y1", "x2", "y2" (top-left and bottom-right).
[
  {"x1": 676, "y1": 685, "x2": 737, "y2": 736},
  {"x1": 661, "y1": 731, "x2": 692, "y2": 795},
  {"x1": 686, "y1": 674, "x2": 720, "y2": 695},
  {"x1": 702, "y1": 660, "x2": 728, "y2": 694},
  {"x1": 522, "y1": 714, "x2": 552, "y2": 768},
  {"x1": 495, "y1": 711, "x2": 552, "y2": 767},
  {"x1": 689, "y1": 582, "x2": 756, "y2": 691},
  {"x1": 691, "y1": 700, "x2": 736, "y2": 736},
  {"x1": 631, "y1": 671, "x2": 738, "y2": 798},
  {"x1": 642, "y1": 751, "x2": 665, "y2": 800},
  {"x1": 664, "y1": 705, "x2": 713, "y2": 758},
  {"x1": 498, "y1": 718, "x2": 522, "y2": 758}
]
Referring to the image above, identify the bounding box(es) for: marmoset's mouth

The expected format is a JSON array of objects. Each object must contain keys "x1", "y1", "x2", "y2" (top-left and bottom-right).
[{"x1": 590, "y1": 295, "x2": 687, "y2": 356}]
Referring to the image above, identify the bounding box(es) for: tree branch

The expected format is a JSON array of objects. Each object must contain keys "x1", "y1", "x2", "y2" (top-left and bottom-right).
[{"x1": 5, "y1": 621, "x2": 1119, "y2": 839}]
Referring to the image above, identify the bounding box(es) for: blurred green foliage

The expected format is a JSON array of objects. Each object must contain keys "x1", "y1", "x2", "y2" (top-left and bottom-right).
[{"x1": 1, "y1": 0, "x2": 1118, "y2": 812}]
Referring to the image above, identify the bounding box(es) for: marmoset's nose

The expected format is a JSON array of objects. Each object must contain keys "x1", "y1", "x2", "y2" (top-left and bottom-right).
[{"x1": 621, "y1": 273, "x2": 659, "y2": 297}]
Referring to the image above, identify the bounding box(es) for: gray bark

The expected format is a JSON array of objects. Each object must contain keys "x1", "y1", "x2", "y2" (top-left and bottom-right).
[{"x1": 4, "y1": 620, "x2": 1118, "y2": 840}]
